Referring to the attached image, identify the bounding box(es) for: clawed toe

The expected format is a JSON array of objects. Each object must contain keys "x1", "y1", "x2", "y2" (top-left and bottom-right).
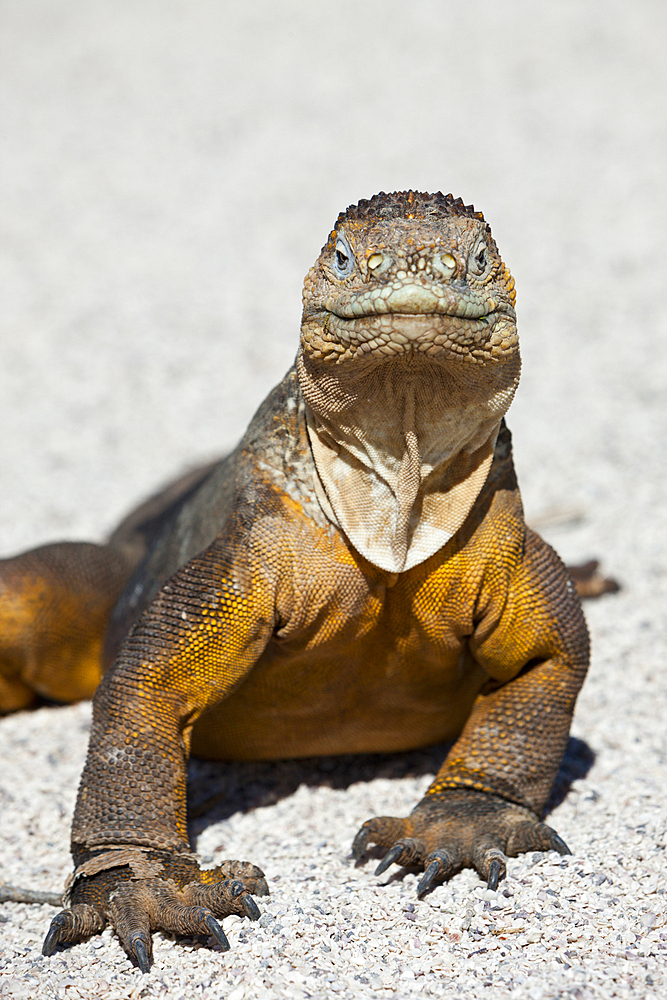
[
  {"x1": 241, "y1": 894, "x2": 260, "y2": 920},
  {"x1": 486, "y1": 857, "x2": 501, "y2": 890},
  {"x1": 252, "y1": 876, "x2": 270, "y2": 897},
  {"x1": 416, "y1": 859, "x2": 442, "y2": 896},
  {"x1": 351, "y1": 825, "x2": 372, "y2": 861},
  {"x1": 548, "y1": 831, "x2": 571, "y2": 856},
  {"x1": 42, "y1": 913, "x2": 69, "y2": 956},
  {"x1": 375, "y1": 843, "x2": 406, "y2": 876},
  {"x1": 42, "y1": 903, "x2": 105, "y2": 955},
  {"x1": 130, "y1": 933, "x2": 152, "y2": 973},
  {"x1": 416, "y1": 849, "x2": 457, "y2": 896},
  {"x1": 204, "y1": 913, "x2": 230, "y2": 951},
  {"x1": 506, "y1": 820, "x2": 571, "y2": 858},
  {"x1": 182, "y1": 876, "x2": 265, "y2": 923}
]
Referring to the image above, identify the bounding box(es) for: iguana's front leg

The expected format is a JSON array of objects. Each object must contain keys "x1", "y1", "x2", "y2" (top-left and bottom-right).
[
  {"x1": 353, "y1": 529, "x2": 589, "y2": 892},
  {"x1": 352, "y1": 660, "x2": 576, "y2": 893},
  {"x1": 43, "y1": 530, "x2": 275, "y2": 971}
]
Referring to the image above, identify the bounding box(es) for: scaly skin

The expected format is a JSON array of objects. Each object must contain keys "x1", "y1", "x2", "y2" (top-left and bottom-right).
[
  {"x1": 8, "y1": 191, "x2": 589, "y2": 971},
  {"x1": 0, "y1": 542, "x2": 135, "y2": 710},
  {"x1": 0, "y1": 461, "x2": 219, "y2": 706}
]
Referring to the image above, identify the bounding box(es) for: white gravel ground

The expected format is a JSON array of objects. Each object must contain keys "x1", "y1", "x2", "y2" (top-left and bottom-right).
[{"x1": 1, "y1": 2, "x2": 666, "y2": 998}]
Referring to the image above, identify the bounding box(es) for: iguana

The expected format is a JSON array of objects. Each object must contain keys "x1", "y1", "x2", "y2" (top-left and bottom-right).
[{"x1": 1, "y1": 191, "x2": 596, "y2": 972}]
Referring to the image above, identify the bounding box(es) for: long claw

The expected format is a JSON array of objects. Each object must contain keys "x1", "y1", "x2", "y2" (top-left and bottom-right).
[
  {"x1": 205, "y1": 913, "x2": 230, "y2": 951},
  {"x1": 375, "y1": 843, "x2": 404, "y2": 876},
  {"x1": 241, "y1": 894, "x2": 260, "y2": 921},
  {"x1": 487, "y1": 858, "x2": 501, "y2": 891},
  {"x1": 42, "y1": 914, "x2": 67, "y2": 956},
  {"x1": 550, "y1": 833, "x2": 571, "y2": 856},
  {"x1": 351, "y1": 826, "x2": 371, "y2": 861},
  {"x1": 253, "y1": 877, "x2": 270, "y2": 897},
  {"x1": 417, "y1": 859, "x2": 441, "y2": 897},
  {"x1": 132, "y1": 936, "x2": 151, "y2": 973}
]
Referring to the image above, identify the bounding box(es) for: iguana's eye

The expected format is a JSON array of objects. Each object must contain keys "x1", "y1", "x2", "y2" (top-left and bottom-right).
[
  {"x1": 469, "y1": 240, "x2": 490, "y2": 276},
  {"x1": 333, "y1": 234, "x2": 355, "y2": 279}
]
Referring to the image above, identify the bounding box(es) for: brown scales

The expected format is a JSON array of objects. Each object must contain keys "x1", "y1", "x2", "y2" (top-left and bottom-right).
[
  {"x1": 335, "y1": 190, "x2": 485, "y2": 226},
  {"x1": 0, "y1": 192, "x2": 616, "y2": 972}
]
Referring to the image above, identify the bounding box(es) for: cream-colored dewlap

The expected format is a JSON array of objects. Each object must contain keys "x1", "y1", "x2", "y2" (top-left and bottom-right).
[{"x1": 298, "y1": 352, "x2": 520, "y2": 572}]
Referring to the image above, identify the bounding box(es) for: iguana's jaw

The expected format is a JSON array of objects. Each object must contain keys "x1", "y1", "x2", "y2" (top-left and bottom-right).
[{"x1": 297, "y1": 192, "x2": 521, "y2": 574}]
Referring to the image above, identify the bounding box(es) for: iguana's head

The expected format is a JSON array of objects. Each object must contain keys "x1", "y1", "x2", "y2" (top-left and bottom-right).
[
  {"x1": 300, "y1": 190, "x2": 518, "y2": 367},
  {"x1": 297, "y1": 191, "x2": 522, "y2": 573}
]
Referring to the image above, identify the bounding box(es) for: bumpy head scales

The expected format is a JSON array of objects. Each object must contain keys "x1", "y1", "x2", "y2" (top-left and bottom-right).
[
  {"x1": 333, "y1": 190, "x2": 484, "y2": 231},
  {"x1": 301, "y1": 191, "x2": 517, "y2": 367}
]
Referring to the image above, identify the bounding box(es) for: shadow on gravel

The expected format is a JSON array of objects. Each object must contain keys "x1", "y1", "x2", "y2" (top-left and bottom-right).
[
  {"x1": 187, "y1": 742, "x2": 450, "y2": 839},
  {"x1": 187, "y1": 735, "x2": 595, "y2": 840},
  {"x1": 545, "y1": 736, "x2": 596, "y2": 813}
]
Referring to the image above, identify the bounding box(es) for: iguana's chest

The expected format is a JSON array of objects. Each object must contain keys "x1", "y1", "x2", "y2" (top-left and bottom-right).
[{"x1": 190, "y1": 508, "x2": 494, "y2": 760}]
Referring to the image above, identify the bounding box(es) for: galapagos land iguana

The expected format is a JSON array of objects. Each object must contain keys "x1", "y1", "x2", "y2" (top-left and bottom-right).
[{"x1": 1, "y1": 191, "x2": 593, "y2": 972}]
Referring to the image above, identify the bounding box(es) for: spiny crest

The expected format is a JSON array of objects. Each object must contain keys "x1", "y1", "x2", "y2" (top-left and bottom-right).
[{"x1": 335, "y1": 191, "x2": 484, "y2": 230}]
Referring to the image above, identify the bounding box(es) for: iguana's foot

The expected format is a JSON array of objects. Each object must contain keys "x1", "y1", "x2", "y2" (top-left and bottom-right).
[
  {"x1": 568, "y1": 559, "x2": 620, "y2": 600},
  {"x1": 352, "y1": 790, "x2": 569, "y2": 894},
  {"x1": 42, "y1": 850, "x2": 268, "y2": 972}
]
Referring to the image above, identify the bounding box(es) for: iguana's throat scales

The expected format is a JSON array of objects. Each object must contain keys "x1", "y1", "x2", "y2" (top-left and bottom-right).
[{"x1": 298, "y1": 352, "x2": 520, "y2": 573}]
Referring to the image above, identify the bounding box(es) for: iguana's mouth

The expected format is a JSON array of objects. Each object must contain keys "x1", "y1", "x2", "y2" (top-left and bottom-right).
[
  {"x1": 323, "y1": 281, "x2": 506, "y2": 321},
  {"x1": 327, "y1": 308, "x2": 495, "y2": 323},
  {"x1": 317, "y1": 308, "x2": 518, "y2": 362}
]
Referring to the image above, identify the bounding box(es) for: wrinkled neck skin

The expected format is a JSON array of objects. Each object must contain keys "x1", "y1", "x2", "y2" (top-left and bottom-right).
[{"x1": 297, "y1": 349, "x2": 521, "y2": 573}]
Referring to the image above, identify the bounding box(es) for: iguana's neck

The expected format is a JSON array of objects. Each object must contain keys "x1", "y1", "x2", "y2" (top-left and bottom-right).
[{"x1": 297, "y1": 351, "x2": 521, "y2": 573}]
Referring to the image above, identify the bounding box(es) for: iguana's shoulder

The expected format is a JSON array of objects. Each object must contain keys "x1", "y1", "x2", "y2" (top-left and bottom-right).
[
  {"x1": 103, "y1": 367, "x2": 325, "y2": 659},
  {"x1": 235, "y1": 365, "x2": 326, "y2": 526}
]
